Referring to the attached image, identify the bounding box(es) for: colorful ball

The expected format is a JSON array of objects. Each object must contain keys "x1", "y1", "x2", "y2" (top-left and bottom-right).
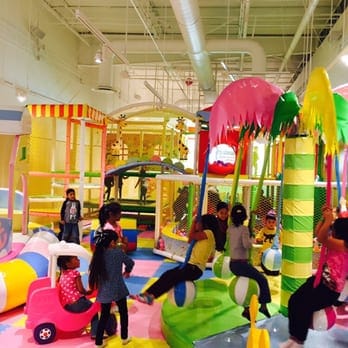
[
  {"x1": 262, "y1": 247, "x2": 282, "y2": 272},
  {"x1": 310, "y1": 306, "x2": 337, "y2": 331},
  {"x1": 167, "y1": 281, "x2": 196, "y2": 307},
  {"x1": 228, "y1": 276, "x2": 260, "y2": 307},
  {"x1": 212, "y1": 254, "x2": 233, "y2": 279}
]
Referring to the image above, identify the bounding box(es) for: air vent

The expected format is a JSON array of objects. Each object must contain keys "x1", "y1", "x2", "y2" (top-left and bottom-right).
[{"x1": 91, "y1": 85, "x2": 116, "y2": 94}]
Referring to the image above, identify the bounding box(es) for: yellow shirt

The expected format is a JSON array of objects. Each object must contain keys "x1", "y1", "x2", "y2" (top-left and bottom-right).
[
  {"x1": 188, "y1": 229, "x2": 215, "y2": 272},
  {"x1": 256, "y1": 227, "x2": 277, "y2": 253}
]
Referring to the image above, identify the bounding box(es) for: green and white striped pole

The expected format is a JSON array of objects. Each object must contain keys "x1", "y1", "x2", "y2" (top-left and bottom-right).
[{"x1": 280, "y1": 136, "x2": 315, "y2": 315}]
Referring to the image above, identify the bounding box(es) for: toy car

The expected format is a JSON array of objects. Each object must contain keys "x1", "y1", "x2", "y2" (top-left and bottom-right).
[{"x1": 24, "y1": 241, "x2": 116, "y2": 344}]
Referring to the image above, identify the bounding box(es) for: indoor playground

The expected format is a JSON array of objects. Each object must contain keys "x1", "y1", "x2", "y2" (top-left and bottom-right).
[{"x1": 1, "y1": 68, "x2": 348, "y2": 348}]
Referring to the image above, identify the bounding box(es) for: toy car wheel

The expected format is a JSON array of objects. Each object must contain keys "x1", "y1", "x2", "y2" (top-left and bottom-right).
[{"x1": 33, "y1": 323, "x2": 56, "y2": 344}]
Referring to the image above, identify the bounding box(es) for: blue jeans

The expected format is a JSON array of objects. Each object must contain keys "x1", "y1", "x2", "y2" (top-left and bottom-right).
[
  {"x1": 62, "y1": 222, "x2": 80, "y2": 244},
  {"x1": 146, "y1": 263, "x2": 202, "y2": 299},
  {"x1": 288, "y1": 276, "x2": 340, "y2": 342},
  {"x1": 229, "y1": 260, "x2": 271, "y2": 304},
  {"x1": 64, "y1": 296, "x2": 98, "y2": 337}
]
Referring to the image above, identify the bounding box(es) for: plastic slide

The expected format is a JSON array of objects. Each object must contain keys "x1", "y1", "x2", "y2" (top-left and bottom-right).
[
  {"x1": 106, "y1": 161, "x2": 186, "y2": 176},
  {"x1": 0, "y1": 227, "x2": 58, "y2": 313}
]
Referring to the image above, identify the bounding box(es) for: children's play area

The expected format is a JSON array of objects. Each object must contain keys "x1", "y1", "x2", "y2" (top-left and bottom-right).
[{"x1": 1, "y1": 68, "x2": 348, "y2": 348}]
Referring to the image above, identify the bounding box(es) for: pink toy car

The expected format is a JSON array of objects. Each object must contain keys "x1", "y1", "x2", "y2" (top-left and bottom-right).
[{"x1": 25, "y1": 241, "x2": 116, "y2": 345}]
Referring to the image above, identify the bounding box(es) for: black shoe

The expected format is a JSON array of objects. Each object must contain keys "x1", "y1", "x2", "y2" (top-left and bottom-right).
[
  {"x1": 241, "y1": 307, "x2": 250, "y2": 321},
  {"x1": 259, "y1": 305, "x2": 271, "y2": 318}
]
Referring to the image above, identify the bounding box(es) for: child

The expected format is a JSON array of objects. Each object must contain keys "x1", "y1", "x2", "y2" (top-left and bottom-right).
[
  {"x1": 98, "y1": 202, "x2": 128, "y2": 252},
  {"x1": 131, "y1": 214, "x2": 220, "y2": 305},
  {"x1": 173, "y1": 186, "x2": 189, "y2": 222},
  {"x1": 89, "y1": 229, "x2": 135, "y2": 347},
  {"x1": 255, "y1": 210, "x2": 280, "y2": 274},
  {"x1": 228, "y1": 203, "x2": 272, "y2": 321},
  {"x1": 104, "y1": 174, "x2": 114, "y2": 201},
  {"x1": 134, "y1": 167, "x2": 148, "y2": 204},
  {"x1": 254, "y1": 189, "x2": 273, "y2": 231},
  {"x1": 60, "y1": 188, "x2": 82, "y2": 244},
  {"x1": 215, "y1": 201, "x2": 229, "y2": 253},
  {"x1": 57, "y1": 255, "x2": 98, "y2": 339},
  {"x1": 280, "y1": 206, "x2": 348, "y2": 348}
]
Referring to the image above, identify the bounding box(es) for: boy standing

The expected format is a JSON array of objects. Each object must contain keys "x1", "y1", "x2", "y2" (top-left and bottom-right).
[{"x1": 60, "y1": 188, "x2": 82, "y2": 244}]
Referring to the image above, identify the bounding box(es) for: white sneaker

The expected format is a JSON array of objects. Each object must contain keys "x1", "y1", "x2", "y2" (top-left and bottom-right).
[{"x1": 122, "y1": 337, "x2": 132, "y2": 345}]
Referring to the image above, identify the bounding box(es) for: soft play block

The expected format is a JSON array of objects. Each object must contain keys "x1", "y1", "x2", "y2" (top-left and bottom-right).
[{"x1": 123, "y1": 229, "x2": 138, "y2": 252}]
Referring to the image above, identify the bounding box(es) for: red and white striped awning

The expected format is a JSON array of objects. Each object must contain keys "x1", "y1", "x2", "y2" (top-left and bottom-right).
[{"x1": 27, "y1": 104, "x2": 106, "y2": 125}]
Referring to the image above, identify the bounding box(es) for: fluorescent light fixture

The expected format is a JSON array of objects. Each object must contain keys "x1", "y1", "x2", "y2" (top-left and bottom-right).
[
  {"x1": 16, "y1": 88, "x2": 27, "y2": 103},
  {"x1": 340, "y1": 54, "x2": 348, "y2": 67},
  {"x1": 228, "y1": 74, "x2": 236, "y2": 81},
  {"x1": 220, "y1": 61, "x2": 228, "y2": 70},
  {"x1": 94, "y1": 49, "x2": 103, "y2": 64},
  {"x1": 75, "y1": 9, "x2": 129, "y2": 65}
]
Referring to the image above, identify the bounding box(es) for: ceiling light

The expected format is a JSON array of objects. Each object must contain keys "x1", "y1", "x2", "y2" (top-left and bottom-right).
[
  {"x1": 16, "y1": 88, "x2": 27, "y2": 103},
  {"x1": 94, "y1": 49, "x2": 103, "y2": 64},
  {"x1": 75, "y1": 9, "x2": 129, "y2": 65},
  {"x1": 228, "y1": 74, "x2": 236, "y2": 81},
  {"x1": 340, "y1": 54, "x2": 348, "y2": 67},
  {"x1": 220, "y1": 61, "x2": 228, "y2": 70},
  {"x1": 30, "y1": 25, "x2": 46, "y2": 40}
]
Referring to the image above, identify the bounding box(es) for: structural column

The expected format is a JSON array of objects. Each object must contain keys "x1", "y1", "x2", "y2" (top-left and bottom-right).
[{"x1": 280, "y1": 136, "x2": 315, "y2": 315}]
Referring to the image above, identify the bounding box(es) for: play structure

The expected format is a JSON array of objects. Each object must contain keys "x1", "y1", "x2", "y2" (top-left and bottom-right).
[
  {"x1": 155, "y1": 71, "x2": 348, "y2": 347},
  {"x1": 106, "y1": 104, "x2": 196, "y2": 167},
  {"x1": 1, "y1": 70, "x2": 348, "y2": 347},
  {"x1": 153, "y1": 174, "x2": 284, "y2": 263},
  {"x1": 0, "y1": 107, "x2": 31, "y2": 234},
  {"x1": 0, "y1": 104, "x2": 108, "y2": 232},
  {"x1": 26, "y1": 104, "x2": 107, "y2": 225}
]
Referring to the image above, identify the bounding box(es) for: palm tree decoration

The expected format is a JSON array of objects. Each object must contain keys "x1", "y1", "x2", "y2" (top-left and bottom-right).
[
  {"x1": 299, "y1": 67, "x2": 338, "y2": 289},
  {"x1": 250, "y1": 91, "x2": 301, "y2": 230},
  {"x1": 209, "y1": 77, "x2": 283, "y2": 207},
  {"x1": 300, "y1": 67, "x2": 338, "y2": 207}
]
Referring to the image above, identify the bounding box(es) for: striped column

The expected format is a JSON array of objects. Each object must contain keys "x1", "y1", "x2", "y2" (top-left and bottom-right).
[{"x1": 280, "y1": 136, "x2": 315, "y2": 316}]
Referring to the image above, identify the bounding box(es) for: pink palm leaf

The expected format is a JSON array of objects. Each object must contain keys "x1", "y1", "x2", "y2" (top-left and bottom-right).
[{"x1": 209, "y1": 77, "x2": 283, "y2": 206}]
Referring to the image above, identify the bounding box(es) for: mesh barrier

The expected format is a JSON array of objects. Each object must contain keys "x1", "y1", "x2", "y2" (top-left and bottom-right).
[{"x1": 155, "y1": 175, "x2": 340, "y2": 241}]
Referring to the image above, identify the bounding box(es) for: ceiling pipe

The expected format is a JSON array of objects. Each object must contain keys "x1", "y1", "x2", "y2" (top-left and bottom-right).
[
  {"x1": 39, "y1": 0, "x2": 90, "y2": 46},
  {"x1": 278, "y1": 0, "x2": 320, "y2": 73},
  {"x1": 111, "y1": 39, "x2": 266, "y2": 75},
  {"x1": 206, "y1": 39, "x2": 266, "y2": 73},
  {"x1": 129, "y1": 0, "x2": 189, "y2": 100},
  {"x1": 144, "y1": 81, "x2": 164, "y2": 107},
  {"x1": 169, "y1": 0, "x2": 215, "y2": 93},
  {"x1": 291, "y1": 5, "x2": 348, "y2": 96},
  {"x1": 238, "y1": 0, "x2": 251, "y2": 70}
]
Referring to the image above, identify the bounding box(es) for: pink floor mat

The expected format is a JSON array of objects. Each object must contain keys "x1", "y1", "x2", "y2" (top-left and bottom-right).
[{"x1": 138, "y1": 231, "x2": 154, "y2": 239}]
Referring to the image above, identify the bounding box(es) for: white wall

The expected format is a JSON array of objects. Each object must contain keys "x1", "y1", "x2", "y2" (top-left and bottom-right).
[
  {"x1": 0, "y1": 0, "x2": 206, "y2": 115},
  {"x1": 0, "y1": 0, "x2": 111, "y2": 110}
]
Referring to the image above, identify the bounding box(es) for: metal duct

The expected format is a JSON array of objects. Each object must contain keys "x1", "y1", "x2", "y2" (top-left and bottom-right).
[
  {"x1": 95, "y1": 48, "x2": 115, "y2": 93},
  {"x1": 111, "y1": 39, "x2": 266, "y2": 75},
  {"x1": 279, "y1": 0, "x2": 320, "y2": 73},
  {"x1": 206, "y1": 39, "x2": 266, "y2": 73},
  {"x1": 169, "y1": 0, "x2": 215, "y2": 92}
]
